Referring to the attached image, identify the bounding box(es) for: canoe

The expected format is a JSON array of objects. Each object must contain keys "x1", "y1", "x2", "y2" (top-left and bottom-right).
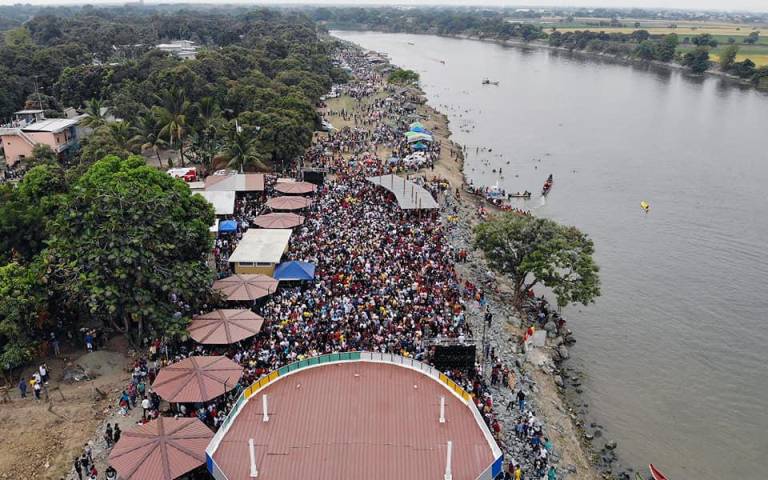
[{"x1": 649, "y1": 464, "x2": 669, "y2": 480}]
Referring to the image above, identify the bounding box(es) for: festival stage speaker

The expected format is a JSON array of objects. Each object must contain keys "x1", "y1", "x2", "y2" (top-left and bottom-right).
[
  {"x1": 433, "y1": 345, "x2": 476, "y2": 371},
  {"x1": 302, "y1": 170, "x2": 325, "y2": 186}
]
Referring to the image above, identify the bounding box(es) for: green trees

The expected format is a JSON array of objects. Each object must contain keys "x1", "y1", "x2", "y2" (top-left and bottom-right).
[
  {"x1": 744, "y1": 31, "x2": 760, "y2": 45},
  {"x1": 46, "y1": 156, "x2": 215, "y2": 340},
  {"x1": 0, "y1": 262, "x2": 46, "y2": 368},
  {"x1": 79, "y1": 98, "x2": 109, "y2": 129},
  {"x1": 388, "y1": 68, "x2": 420, "y2": 85},
  {"x1": 31, "y1": 144, "x2": 58, "y2": 166},
  {"x1": 474, "y1": 213, "x2": 600, "y2": 309},
  {"x1": 153, "y1": 88, "x2": 191, "y2": 166},
  {"x1": 220, "y1": 129, "x2": 268, "y2": 173},
  {"x1": 720, "y1": 44, "x2": 739, "y2": 71},
  {"x1": 682, "y1": 47, "x2": 711, "y2": 74}
]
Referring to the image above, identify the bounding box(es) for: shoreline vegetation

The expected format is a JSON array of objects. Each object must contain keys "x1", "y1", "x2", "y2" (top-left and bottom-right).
[{"x1": 313, "y1": 7, "x2": 768, "y2": 91}]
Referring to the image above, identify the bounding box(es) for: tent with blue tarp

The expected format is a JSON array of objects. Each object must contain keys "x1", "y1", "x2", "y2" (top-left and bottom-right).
[
  {"x1": 219, "y1": 220, "x2": 238, "y2": 233},
  {"x1": 412, "y1": 142, "x2": 428, "y2": 151},
  {"x1": 273, "y1": 261, "x2": 316, "y2": 281}
]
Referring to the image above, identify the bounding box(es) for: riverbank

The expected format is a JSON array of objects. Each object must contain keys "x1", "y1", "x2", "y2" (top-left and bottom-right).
[
  {"x1": 326, "y1": 40, "x2": 607, "y2": 479},
  {"x1": 334, "y1": 29, "x2": 764, "y2": 90}
]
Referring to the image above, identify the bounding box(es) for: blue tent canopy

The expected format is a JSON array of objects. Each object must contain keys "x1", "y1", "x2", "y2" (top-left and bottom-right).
[
  {"x1": 412, "y1": 142, "x2": 428, "y2": 151},
  {"x1": 219, "y1": 220, "x2": 238, "y2": 234},
  {"x1": 273, "y1": 261, "x2": 316, "y2": 281}
]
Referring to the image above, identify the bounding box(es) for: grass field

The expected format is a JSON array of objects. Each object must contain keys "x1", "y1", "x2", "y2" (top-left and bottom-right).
[
  {"x1": 538, "y1": 20, "x2": 768, "y2": 66},
  {"x1": 677, "y1": 44, "x2": 768, "y2": 66}
]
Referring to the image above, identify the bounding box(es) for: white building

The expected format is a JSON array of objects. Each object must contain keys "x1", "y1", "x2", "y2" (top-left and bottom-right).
[{"x1": 156, "y1": 40, "x2": 198, "y2": 60}]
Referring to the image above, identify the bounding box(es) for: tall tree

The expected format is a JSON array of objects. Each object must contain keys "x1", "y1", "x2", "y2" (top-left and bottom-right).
[
  {"x1": 474, "y1": 213, "x2": 601, "y2": 309},
  {"x1": 46, "y1": 156, "x2": 215, "y2": 340},
  {"x1": 0, "y1": 262, "x2": 47, "y2": 369},
  {"x1": 220, "y1": 129, "x2": 268, "y2": 173},
  {"x1": 719, "y1": 44, "x2": 739, "y2": 71},
  {"x1": 153, "y1": 88, "x2": 191, "y2": 166},
  {"x1": 80, "y1": 98, "x2": 109, "y2": 129},
  {"x1": 129, "y1": 113, "x2": 167, "y2": 165}
]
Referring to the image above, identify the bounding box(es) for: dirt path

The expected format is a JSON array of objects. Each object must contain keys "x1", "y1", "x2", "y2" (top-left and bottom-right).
[{"x1": 0, "y1": 341, "x2": 133, "y2": 480}]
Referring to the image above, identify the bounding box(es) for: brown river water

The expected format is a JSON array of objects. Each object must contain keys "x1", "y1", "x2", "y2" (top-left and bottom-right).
[{"x1": 334, "y1": 31, "x2": 768, "y2": 480}]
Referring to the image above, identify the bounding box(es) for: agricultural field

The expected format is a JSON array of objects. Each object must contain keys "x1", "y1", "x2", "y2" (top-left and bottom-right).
[{"x1": 537, "y1": 19, "x2": 768, "y2": 66}]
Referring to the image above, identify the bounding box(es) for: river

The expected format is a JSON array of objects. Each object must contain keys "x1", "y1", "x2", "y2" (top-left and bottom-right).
[{"x1": 333, "y1": 31, "x2": 768, "y2": 480}]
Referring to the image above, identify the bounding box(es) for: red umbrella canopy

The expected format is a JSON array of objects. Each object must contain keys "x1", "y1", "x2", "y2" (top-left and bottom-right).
[
  {"x1": 252, "y1": 212, "x2": 305, "y2": 229},
  {"x1": 152, "y1": 356, "x2": 243, "y2": 403},
  {"x1": 188, "y1": 309, "x2": 265, "y2": 345},
  {"x1": 265, "y1": 196, "x2": 312, "y2": 210},
  {"x1": 274, "y1": 181, "x2": 317, "y2": 195},
  {"x1": 108, "y1": 417, "x2": 213, "y2": 480},
  {"x1": 212, "y1": 274, "x2": 279, "y2": 301}
]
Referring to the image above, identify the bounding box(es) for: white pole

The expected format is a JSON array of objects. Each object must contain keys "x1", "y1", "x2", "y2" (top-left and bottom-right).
[
  {"x1": 439, "y1": 396, "x2": 446, "y2": 424},
  {"x1": 444, "y1": 441, "x2": 453, "y2": 480},
  {"x1": 249, "y1": 438, "x2": 258, "y2": 478},
  {"x1": 262, "y1": 394, "x2": 269, "y2": 423}
]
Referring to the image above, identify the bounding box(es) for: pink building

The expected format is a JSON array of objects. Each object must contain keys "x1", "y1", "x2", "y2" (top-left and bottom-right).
[{"x1": 1, "y1": 117, "x2": 81, "y2": 167}]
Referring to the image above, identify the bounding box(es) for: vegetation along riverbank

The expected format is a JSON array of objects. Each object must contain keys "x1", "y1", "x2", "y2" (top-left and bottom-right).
[{"x1": 313, "y1": 7, "x2": 768, "y2": 89}]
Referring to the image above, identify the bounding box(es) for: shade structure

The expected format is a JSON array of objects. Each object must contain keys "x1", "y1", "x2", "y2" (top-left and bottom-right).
[
  {"x1": 218, "y1": 219, "x2": 237, "y2": 234},
  {"x1": 412, "y1": 142, "x2": 428, "y2": 151},
  {"x1": 152, "y1": 356, "x2": 243, "y2": 403},
  {"x1": 406, "y1": 132, "x2": 433, "y2": 143},
  {"x1": 188, "y1": 309, "x2": 265, "y2": 345},
  {"x1": 212, "y1": 274, "x2": 279, "y2": 301},
  {"x1": 266, "y1": 196, "x2": 313, "y2": 211},
  {"x1": 274, "y1": 181, "x2": 317, "y2": 195},
  {"x1": 252, "y1": 212, "x2": 305, "y2": 229},
  {"x1": 409, "y1": 121, "x2": 425, "y2": 131},
  {"x1": 109, "y1": 417, "x2": 213, "y2": 480},
  {"x1": 273, "y1": 261, "x2": 316, "y2": 281}
]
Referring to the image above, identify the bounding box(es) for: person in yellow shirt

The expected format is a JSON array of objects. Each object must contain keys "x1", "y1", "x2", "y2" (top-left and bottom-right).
[{"x1": 514, "y1": 465, "x2": 522, "y2": 480}]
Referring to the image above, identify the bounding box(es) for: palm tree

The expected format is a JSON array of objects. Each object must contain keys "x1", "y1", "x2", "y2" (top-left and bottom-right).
[
  {"x1": 152, "y1": 87, "x2": 191, "y2": 166},
  {"x1": 80, "y1": 99, "x2": 109, "y2": 129},
  {"x1": 129, "y1": 113, "x2": 167, "y2": 165},
  {"x1": 220, "y1": 130, "x2": 269, "y2": 173},
  {"x1": 106, "y1": 121, "x2": 137, "y2": 152}
]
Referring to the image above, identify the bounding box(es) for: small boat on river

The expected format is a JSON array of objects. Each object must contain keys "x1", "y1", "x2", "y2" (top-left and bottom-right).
[
  {"x1": 508, "y1": 191, "x2": 532, "y2": 199},
  {"x1": 482, "y1": 78, "x2": 499, "y2": 86},
  {"x1": 541, "y1": 174, "x2": 553, "y2": 196},
  {"x1": 649, "y1": 464, "x2": 669, "y2": 480}
]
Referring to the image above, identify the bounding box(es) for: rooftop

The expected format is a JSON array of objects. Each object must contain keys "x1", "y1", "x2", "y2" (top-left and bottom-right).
[
  {"x1": 207, "y1": 353, "x2": 502, "y2": 480},
  {"x1": 228, "y1": 229, "x2": 291, "y2": 265},
  {"x1": 21, "y1": 118, "x2": 80, "y2": 133},
  {"x1": 194, "y1": 191, "x2": 235, "y2": 216},
  {"x1": 366, "y1": 174, "x2": 439, "y2": 210},
  {"x1": 205, "y1": 173, "x2": 265, "y2": 192}
]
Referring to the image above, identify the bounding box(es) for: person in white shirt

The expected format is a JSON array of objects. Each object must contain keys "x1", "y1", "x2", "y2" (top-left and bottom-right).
[{"x1": 141, "y1": 397, "x2": 151, "y2": 420}]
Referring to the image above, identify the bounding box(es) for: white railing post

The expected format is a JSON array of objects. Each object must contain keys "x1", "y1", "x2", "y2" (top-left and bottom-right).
[
  {"x1": 439, "y1": 396, "x2": 446, "y2": 424},
  {"x1": 262, "y1": 394, "x2": 269, "y2": 423},
  {"x1": 444, "y1": 440, "x2": 453, "y2": 480},
  {"x1": 249, "y1": 438, "x2": 258, "y2": 478}
]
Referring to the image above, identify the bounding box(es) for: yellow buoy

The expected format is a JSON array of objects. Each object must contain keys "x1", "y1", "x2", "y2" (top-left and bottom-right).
[{"x1": 640, "y1": 201, "x2": 650, "y2": 212}]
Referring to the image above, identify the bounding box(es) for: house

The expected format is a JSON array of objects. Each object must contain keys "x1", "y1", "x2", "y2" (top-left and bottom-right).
[
  {"x1": 0, "y1": 117, "x2": 81, "y2": 167},
  {"x1": 156, "y1": 40, "x2": 199, "y2": 60},
  {"x1": 228, "y1": 229, "x2": 292, "y2": 276}
]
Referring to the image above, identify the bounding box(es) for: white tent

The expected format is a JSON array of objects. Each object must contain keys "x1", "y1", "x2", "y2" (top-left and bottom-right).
[{"x1": 194, "y1": 191, "x2": 235, "y2": 216}]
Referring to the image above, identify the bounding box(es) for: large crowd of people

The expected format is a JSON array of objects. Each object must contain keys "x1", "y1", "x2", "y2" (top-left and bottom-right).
[{"x1": 62, "y1": 44, "x2": 568, "y2": 480}]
